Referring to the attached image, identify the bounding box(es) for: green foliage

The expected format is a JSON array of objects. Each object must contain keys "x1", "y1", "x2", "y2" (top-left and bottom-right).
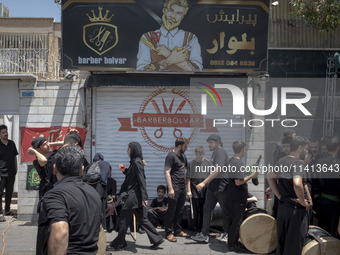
[{"x1": 290, "y1": 0, "x2": 340, "y2": 32}]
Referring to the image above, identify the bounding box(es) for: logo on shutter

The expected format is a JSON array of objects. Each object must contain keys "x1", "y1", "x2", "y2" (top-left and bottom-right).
[{"x1": 118, "y1": 88, "x2": 218, "y2": 152}]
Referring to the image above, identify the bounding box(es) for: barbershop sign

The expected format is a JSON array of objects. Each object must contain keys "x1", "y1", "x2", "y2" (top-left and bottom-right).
[{"x1": 62, "y1": 0, "x2": 269, "y2": 73}]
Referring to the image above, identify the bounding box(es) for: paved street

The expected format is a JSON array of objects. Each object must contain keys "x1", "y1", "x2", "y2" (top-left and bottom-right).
[{"x1": 0, "y1": 217, "x2": 267, "y2": 255}]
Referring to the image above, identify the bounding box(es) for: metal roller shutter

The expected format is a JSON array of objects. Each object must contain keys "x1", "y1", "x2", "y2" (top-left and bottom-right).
[{"x1": 93, "y1": 86, "x2": 245, "y2": 198}]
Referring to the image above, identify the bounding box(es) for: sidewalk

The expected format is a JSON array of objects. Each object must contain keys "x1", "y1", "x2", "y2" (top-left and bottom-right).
[{"x1": 0, "y1": 218, "x2": 261, "y2": 255}]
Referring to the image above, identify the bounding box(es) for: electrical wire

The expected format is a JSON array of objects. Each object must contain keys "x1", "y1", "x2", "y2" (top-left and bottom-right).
[{"x1": 1, "y1": 216, "x2": 15, "y2": 255}]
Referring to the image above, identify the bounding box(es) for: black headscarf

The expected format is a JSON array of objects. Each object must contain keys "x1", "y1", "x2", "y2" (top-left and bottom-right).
[
  {"x1": 93, "y1": 153, "x2": 111, "y2": 185},
  {"x1": 128, "y1": 142, "x2": 143, "y2": 164}
]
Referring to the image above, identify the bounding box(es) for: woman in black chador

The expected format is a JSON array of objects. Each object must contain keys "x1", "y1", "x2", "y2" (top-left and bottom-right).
[{"x1": 106, "y1": 142, "x2": 164, "y2": 251}]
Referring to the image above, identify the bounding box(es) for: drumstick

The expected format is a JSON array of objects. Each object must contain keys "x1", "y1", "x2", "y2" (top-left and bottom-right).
[
  {"x1": 190, "y1": 197, "x2": 194, "y2": 219},
  {"x1": 133, "y1": 213, "x2": 137, "y2": 241},
  {"x1": 141, "y1": 38, "x2": 159, "y2": 53}
]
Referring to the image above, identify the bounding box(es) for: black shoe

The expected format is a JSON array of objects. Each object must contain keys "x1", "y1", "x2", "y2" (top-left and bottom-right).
[
  {"x1": 150, "y1": 238, "x2": 164, "y2": 249},
  {"x1": 138, "y1": 227, "x2": 145, "y2": 234},
  {"x1": 229, "y1": 243, "x2": 248, "y2": 253},
  {"x1": 106, "y1": 244, "x2": 122, "y2": 251}
]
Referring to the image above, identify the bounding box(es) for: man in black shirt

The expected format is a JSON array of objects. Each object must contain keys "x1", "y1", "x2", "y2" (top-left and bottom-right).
[
  {"x1": 226, "y1": 141, "x2": 258, "y2": 252},
  {"x1": 37, "y1": 145, "x2": 102, "y2": 254},
  {"x1": 164, "y1": 136, "x2": 190, "y2": 242},
  {"x1": 192, "y1": 134, "x2": 229, "y2": 243},
  {"x1": 148, "y1": 185, "x2": 168, "y2": 228},
  {"x1": 0, "y1": 125, "x2": 18, "y2": 219},
  {"x1": 267, "y1": 136, "x2": 311, "y2": 255}
]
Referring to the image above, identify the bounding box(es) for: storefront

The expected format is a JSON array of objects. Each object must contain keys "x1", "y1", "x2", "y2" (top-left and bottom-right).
[
  {"x1": 62, "y1": 0, "x2": 269, "y2": 201},
  {"x1": 85, "y1": 74, "x2": 248, "y2": 197}
]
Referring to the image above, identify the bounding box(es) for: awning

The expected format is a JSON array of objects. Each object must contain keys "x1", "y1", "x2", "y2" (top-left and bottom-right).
[{"x1": 83, "y1": 73, "x2": 246, "y2": 88}]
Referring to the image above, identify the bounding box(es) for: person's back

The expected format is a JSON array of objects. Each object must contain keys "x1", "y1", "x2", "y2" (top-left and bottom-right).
[
  {"x1": 41, "y1": 176, "x2": 102, "y2": 254},
  {"x1": 37, "y1": 146, "x2": 102, "y2": 255}
]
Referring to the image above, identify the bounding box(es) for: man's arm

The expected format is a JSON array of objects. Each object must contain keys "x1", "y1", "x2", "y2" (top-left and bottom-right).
[
  {"x1": 235, "y1": 170, "x2": 259, "y2": 186},
  {"x1": 14, "y1": 156, "x2": 17, "y2": 174},
  {"x1": 304, "y1": 183, "x2": 313, "y2": 210},
  {"x1": 175, "y1": 34, "x2": 202, "y2": 71},
  {"x1": 136, "y1": 35, "x2": 152, "y2": 71},
  {"x1": 48, "y1": 221, "x2": 69, "y2": 255},
  {"x1": 186, "y1": 178, "x2": 192, "y2": 198},
  {"x1": 266, "y1": 172, "x2": 281, "y2": 200},
  {"x1": 164, "y1": 167, "x2": 174, "y2": 199},
  {"x1": 49, "y1": 141, "x2": 64, "y2": 147},
  {"x1": 196, "y1": 169, "x2": 219, "y2": 191},
  {"x1": 196, "y1": 150, "x2": 225, "y2": 190},
  {"x1": 293, "y1": 175, "x2": 307, "y2": 208},
  {"x1": 27, "y1": 147, "x2": 47, "y2": 167}
]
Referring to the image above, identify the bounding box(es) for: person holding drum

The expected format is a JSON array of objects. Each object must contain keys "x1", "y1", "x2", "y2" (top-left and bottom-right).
[
  {"x1": 225, "y1": 140, "x2": 259, "y2": 252},
  {"x1": 267, "y1": 136, "x2": 311, "y2": 255}
]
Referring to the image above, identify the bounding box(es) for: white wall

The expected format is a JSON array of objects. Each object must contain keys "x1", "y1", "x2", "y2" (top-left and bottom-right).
[{"x1": 17, "y1": 78, "x2": 90, "y2": 221}]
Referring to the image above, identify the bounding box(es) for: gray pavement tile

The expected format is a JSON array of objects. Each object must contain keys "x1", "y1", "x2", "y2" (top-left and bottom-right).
[{"x1": 0, "y1": 221, "x2": 256, "y2": 255}]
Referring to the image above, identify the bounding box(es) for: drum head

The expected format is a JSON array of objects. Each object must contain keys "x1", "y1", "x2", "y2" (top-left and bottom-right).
[
  {"x1": 302, "y1": 236, "x2": 340, "y2": 255},
  {"x1": 239, "y1": 213, "x2": 277, "y2": 254}
]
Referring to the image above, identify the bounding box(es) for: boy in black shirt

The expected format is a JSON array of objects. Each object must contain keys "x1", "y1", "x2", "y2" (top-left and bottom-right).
[
  {"x1": 148, "y1": 185, "x2": 168, "y2": 228},
  {"x1": 192, "y1": 134, "x2": 229, "y2": 243},
  {"x1": 186, "y1": 146, "x2": 211, "y2": 232},
  {"x1": 226, "y1": 140, "x2": 258, "y2": 252},
  {"x1": 267, "y1": 136, "x2": 311, "y2": 255}
]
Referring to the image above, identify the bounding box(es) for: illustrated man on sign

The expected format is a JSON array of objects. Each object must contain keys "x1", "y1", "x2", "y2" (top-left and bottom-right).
[{"x1": 136, "y1": 0, "x2": 202, "y2": 71}]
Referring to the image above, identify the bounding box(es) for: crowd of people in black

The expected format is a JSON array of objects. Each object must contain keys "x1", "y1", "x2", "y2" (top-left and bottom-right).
[
  {"x1": 25, "y1": 128, "x2": 340, "y2": 254},
  {"x1": 268, "y1": 131, "x2": 340, "y2": 255}
]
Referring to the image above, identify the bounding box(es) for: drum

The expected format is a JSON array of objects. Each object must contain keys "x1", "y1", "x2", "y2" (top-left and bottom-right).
[
  {"x1": 302, "y1": 225, "x2": 340, "y2": 255},
  {"x1": 96, "y1": 226, "x2": 107, "y2": 255},
  {"x1": 239, "y1": 207, "x2": 277, "y2": 254}
]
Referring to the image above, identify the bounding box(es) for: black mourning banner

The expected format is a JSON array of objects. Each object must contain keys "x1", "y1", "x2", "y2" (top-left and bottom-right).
[{"x1": 62, "y1": 0, "x2": 269, "y2": 73}]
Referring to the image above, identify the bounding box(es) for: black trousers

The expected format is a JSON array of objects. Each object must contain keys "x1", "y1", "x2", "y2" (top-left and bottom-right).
[
  {"x1": 191, "y1": 197, "x2": 205, "y2": 231},
  {"x1": 318, "y1": 198, "x2": 340, "y2": 237},
  {"x1": 276, "y1": 202, "x2": 309, "y2": 255},
  {"x1": 148, "y1": 209, "x2": 166, "y2": 227},
  {"x1": 5, "y1": 173, "x2": 15, "y2": 212},
  {"x1": 164, "y1": 187, "x2": 186, "y2": 235},
  {"x1": 201, "y1": 189, "x2": 228, "y2": 236},
  {"x1": 226, "y1": 195, "x2": 246, "y2": 246},
  {"x1": 0, "y1": 174, "x2": 15, "y2": 214},
  {"x1": 110, "y1": 207, "x2": 162, "y2": 248}
]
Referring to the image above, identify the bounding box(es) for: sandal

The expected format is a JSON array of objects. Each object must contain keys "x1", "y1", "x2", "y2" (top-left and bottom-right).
[
  {"x1": 0, "y1": 214, "x2": 6, "y2": 222},
  {"x1": 175, "y1": 231, "x2": 190, "y2": 238},
  {"x1": 166, "y1": 234, "x2": 177, "y2": 242}
]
